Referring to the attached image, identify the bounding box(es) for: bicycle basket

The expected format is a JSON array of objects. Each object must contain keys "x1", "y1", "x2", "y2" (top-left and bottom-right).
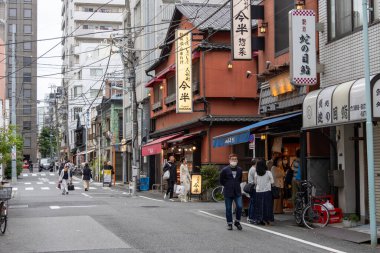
[{"x1": 0, "y1": 187, "x2": 12, "y2": 200}]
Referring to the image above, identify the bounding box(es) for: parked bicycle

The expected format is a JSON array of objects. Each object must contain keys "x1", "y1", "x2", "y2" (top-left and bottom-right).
[
  {"x1": 0, "y1": 186, "x2": 12, "y2": 234},
  {"x1": 294, "y1": 180, "x2": 330, "y2": 229},
  {"x1": 211, "y1": 185, "x2": 224, "y2": 202}
]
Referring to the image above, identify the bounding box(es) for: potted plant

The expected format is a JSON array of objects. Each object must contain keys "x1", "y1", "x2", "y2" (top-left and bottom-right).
[
  {"x1": 349, "y1": 214, "x2": 360, "y2": 227},
  {"x1": 342, "y1": 216, "x2": 351, "y2": 228},
  {"x1": 200, "y1": 164, "x2": 219, "y2": 201}
]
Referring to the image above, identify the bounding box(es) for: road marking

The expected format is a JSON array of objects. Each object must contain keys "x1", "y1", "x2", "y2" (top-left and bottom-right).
[
  {"x1": 198, "y1": 211, "x2": 347, "y2": 253},
  {"x1": 49, "y1": 173, "x2": 55, "y2": 176},
  {"x1": 102, "y1": 187, "x2": 110, "y2": 190},
  {"x1": 139, "y1": 196, "x2": 164, "y2": 202},
  {"x1": 41, "y1": 187, "x2": 50, "y2": 190},
  {"x1": 32, "y1": 174, "x2": 37, "y2": 177},
  {"x1": 9, "y1": 204, "x2": 28, "y2": 209},
  {"x1": 12, "y1": 187, "x2": 18, "y2": 191},
  {"x1": 81, "y1": 193, "x2": 93, "y2": 198},
  {"x1": 41, "y1": 173, "x2": 46, "y2": 176},
  {"x1": 36, "y1": 182, "x2": 43, "y2": 185},
  {"x1": 24, "y1": 182, "x2": 31, "y2": 185},
  {"x1": 25, "y1": 187, "x2": 34, "y2": 191},
  {"x1": 73, "y1": 181, "x2": 80, "y2": 184},
  {"x1": 23, "y1": 173, "x2": 28, "y2": 177},
  {"x1": 49, "y1": 205, "x2": 96, "y2": 210},
  {"x1": 89, "y1": 187, "x2": 97, "y2": 190},
  {"x1": 76, "y1": 186, "x2": 82, "y2": 190},
  {"x1": 48, "y1": 182, "x2": 55, "y2": 185}
]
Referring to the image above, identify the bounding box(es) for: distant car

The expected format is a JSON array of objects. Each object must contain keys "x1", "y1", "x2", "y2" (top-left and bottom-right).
[{"x1": 39, "y1": 158, "x2": 54, "y2": 172}]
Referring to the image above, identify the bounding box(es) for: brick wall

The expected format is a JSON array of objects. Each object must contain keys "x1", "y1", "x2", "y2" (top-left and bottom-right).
[{"x1": 319, "y1": 0, "x2": 380, "y2": 88}]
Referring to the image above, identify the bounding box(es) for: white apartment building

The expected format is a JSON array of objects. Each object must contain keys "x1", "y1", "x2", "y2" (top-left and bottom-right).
[{"x1": 61, "y1": 0, "x2": 125, "y2": 156}]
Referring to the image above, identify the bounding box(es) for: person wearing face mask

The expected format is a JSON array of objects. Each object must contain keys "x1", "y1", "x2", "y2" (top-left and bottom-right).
[{"x1": 220, "y1": 154, "x2": 243, "y2": 231}]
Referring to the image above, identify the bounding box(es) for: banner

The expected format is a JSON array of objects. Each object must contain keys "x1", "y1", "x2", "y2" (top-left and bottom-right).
[
  {"x1": 231, "y1": 0, "x2": 252, "y2": 60},
  {"x1": 175, "y1": 29, "x2": 193, "y2": 113},
  {"x1": 289, "y1": 9, "x2": 317, "y2": 85}
]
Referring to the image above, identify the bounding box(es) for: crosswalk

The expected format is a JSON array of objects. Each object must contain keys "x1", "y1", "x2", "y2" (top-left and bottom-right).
[{"x1": 14, "y1": 181, "x2": 106, "y2": 192}]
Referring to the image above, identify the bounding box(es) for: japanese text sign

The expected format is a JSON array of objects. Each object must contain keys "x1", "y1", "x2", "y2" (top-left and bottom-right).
[
  {"x1": 289, "y1": 9, "x2": 317, "y2": 85},
  {"x1": 175, "y1": 29, "x2": 193, "y2": 113},
  {"x1": 231, "y1": 0, "x2": 252, "y2": 60},
  {"x1": 191, "y1": 174, "x2": 202, "y2": 195},
  {"x1": 373, "y1": 79, "x2": 380, "y2": 119}
]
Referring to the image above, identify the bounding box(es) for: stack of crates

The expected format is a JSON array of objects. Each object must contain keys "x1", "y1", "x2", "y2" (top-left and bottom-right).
[
  {"x1": 139, "y1": 177, "x2": 150, "y2": 191},
  {"x1": 315, "y1": 195, "x2": 343, "y2": 224}
]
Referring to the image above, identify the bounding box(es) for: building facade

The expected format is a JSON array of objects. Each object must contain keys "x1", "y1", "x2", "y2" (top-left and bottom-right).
[
  {"x1": 61, "y1": 0, "x2": 124, "y2": 160},
  {"x1": 6, "y1": 0, "x2": 38, "y2": 162}
]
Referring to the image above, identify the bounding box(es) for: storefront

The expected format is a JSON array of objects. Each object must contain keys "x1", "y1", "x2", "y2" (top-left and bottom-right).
[{"x1": 302, "y1": 74, "x2": 380, "y2": 221}]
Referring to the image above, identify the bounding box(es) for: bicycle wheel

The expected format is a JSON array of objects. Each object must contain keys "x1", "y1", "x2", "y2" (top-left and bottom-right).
[
  {"x1": 302, "y1": 203, "x2": 330, "y2": 229},
  {"x1": 0, "y1": 216, "x2": 7, "y2": 234},
  {"x1": 294, "y1": 199, "x2": 303, "y2": 226},
  {"x1": 211, "y1": 186, "x2": 224, "y2": 202}
]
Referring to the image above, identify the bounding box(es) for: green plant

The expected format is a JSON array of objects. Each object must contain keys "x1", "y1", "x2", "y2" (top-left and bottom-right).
[
  {"x1": 200, "y1": 164, "x2": 219, "y2": 192},
  {"x1": 348, "y1": 214, "x2": 360, "y2": 222}
]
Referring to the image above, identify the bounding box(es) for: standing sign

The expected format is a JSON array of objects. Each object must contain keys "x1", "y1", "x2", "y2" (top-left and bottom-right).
[
  {"x1": 289, "y1": 9, "x2": 317, "y2": 85},
  {"x1": 103, "y1": 169, "x2": 112, "y2": 186},
  {"x1": 231, "y1": 0, "x2": 252, "y2": 60},
  {"x1": 175, "y1": 29, "x2": 193, "y2": 113},
  {"x1": 191, "y1": 174, "x2": 202, "y2": 195}
]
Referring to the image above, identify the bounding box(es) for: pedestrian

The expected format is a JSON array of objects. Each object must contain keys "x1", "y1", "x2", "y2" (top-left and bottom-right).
[
  {"x1": 291, "y1": 149, "x2": 301, "y2": 206},
  {"x1": 59, "y1": 164, "x2": 72, "y2": 195},
  {"x1": 82, "y1": 163, "x2": 92, "y2": 191},
  {"x1": 219, "y1": 153, "x2": 243, "y2": 231},
  {"x1": 283, "y1": 156, "x2": 293, "y2": 209},
  {"x1": 179, "y1": 157, "x2": 191, "y2": 202},
  {"x1": 58, "y1": 160, "x2": 65, "y2": 176},
  {"x1": 253, "y1": 160, "x2": 274, "y2": 225},
  {"x1": 28, "y1": 159, "x2": 33, "y2": 173},
  {"x1": 247, "y1": 158, "x2": 257, "y2": 223},
  {"x1": 271, "y1": 156, "x2": 285, "y2": 214},
  {"x1": 107, "y1": 161, "x2": 114, "y2": 186},
  {"x1": 163, "y1": 155, "x2": 177, "y2": 200}
]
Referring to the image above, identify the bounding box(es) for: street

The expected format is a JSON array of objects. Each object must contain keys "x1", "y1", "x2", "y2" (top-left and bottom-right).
[{"x1": 0, "y1": 172, "x2": 377, "y2": 253}]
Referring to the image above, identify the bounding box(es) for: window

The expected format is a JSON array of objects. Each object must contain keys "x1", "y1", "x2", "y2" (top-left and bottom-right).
[
  {"x1": 274, "y1": 0, "x2": 293, "y2": 54},
  {"x1": 24, "y1": 41, "x2": 32, "y2": 50},
  {"x1": 192, "y1": 61, "x2": 200, "y2": 94},
  {"x1": 153, "y1": 85, "x2": 162, "y2": 103},
  {"x1": 24, "y1": 9, "x2": 32, "y2": 18},
  {"x1": 329, "y1": 0, "x2": 376, "y2": 40},
  {"x1": 74, "y1": 86, "x2": 82, "y2": 97},
  {"x1": 23, "y1": 57, "x2": 32, "y2": 67},
  {"x1": 24, "y1": 89, "x2": 31, "y2": 98},
  {"x1": 24, "y1": 137, "x2": 31, "y2": 148},
  {"x1": 167, "y1": 76, "x2": 175, "y2": 96},
  {"x1": 24, "y1": 25, "x2": 32, "y2": 34},
  {"x1": 23, "y1": 72, "x2": 31, "y2": 82},
  {"x1": 90, "y1": 89, "x2": 99, "y2": 98},
  {"x1": 82, "y1": 25, "x2": 89, "y2": 29},
  {"x1": 8, "y1": 24, "x2": 16, "y2": 33},
  {"x1": 23, "y1": 121, "x2": 31, "y2": 130},
  {"x1": 84, "y1": 7, "x2": 94, "y2": 12},
  {"x1": 23, "y1": 105, "x2": 31, "y2": 114},
  {"x1": 90, "y1": 68, "x2": 103, "y2": 76},
  {"x1": 9, "y1": 8, "x2": 17, "y2": 18},
  {"x1": 24, "y1": 0, "x2": 32, "y2": 2},
  {"x1": 73, "y1": 107, "x2": 82, "y2": 121}
]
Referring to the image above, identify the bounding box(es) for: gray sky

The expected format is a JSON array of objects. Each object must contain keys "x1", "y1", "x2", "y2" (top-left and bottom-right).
[{"x1": 37, "y1": 0, "x2": 62, "y2": 102}]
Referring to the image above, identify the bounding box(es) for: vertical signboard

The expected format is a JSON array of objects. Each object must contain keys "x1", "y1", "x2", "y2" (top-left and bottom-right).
[
  {"x1": 373, "y1": 79, "x2": 380, "y2": 120},
  {"x1": 191, "y1": 174, "x2": 202, "y2": 195},
  {"x1": 175, "y1": 29, "x2": 193, "y2": 113},
  {"x1": 289, "y1": 9, "x2": 317, "y2": 85},
  {"x1": 231, "y1": 0, "x2": 252, "y2": 60}
]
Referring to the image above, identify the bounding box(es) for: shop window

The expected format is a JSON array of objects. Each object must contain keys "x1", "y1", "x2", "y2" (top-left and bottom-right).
[
  {"x1": 328, "y1": 0, "x2": 377, "y2": 41},
  {"x1": 274, "y1": 0, "x2": 293, "y2": 55}
]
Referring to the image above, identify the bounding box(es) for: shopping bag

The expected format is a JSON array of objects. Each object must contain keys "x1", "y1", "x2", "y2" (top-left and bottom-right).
[
  {"x1": 271, "y1": 186, "x2": 280, "y2": 199},
  {"x1": 57, "y1": 182, "x2": 61, "y2": 189},
  {"x1": 175, "y1": 185, "x2": 185, "y2": 195},
  {"x1": 68, "y1": 184, "x2": 75, "y2": 191},
  {"x1": 163, "y1": 170, "x2": 170, "y2": 180}
]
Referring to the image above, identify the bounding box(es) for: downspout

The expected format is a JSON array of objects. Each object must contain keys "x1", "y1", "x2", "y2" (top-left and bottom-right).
[{"x1": 202, "y1": 50, "x2": 212, "y2": 163}]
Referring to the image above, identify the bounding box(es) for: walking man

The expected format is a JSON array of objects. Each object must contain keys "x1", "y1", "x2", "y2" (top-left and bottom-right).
[
  {"x1": 220, "y1": 154, "x2": 243, "y2": 230},
  {"x1": 82, "y1": 163, "x2": 92, "y2": 191},
  {"x1": 163, "y1": 155, "x2": 177, "y2": 200}
]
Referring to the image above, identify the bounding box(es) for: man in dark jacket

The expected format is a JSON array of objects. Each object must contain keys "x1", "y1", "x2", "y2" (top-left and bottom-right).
[
  {"x1": 220, "y1": 153, "x2": 243, "y2": 230},
  {"x1": 82, "y1": 163, "x2": 92, "y2": 191},
  {"x1": 163, "y1": 155, "x2": 177, "y2": 200}
]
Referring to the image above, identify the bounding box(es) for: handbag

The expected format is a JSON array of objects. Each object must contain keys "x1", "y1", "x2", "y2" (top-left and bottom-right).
[
  {"x1": 175, "y1": 185, "x2": 185, "y2": 195},
  {"x1": 68, "y1": 183, "x2": 75, "y2": 191},
  {"x1": 163, "y1": 170, "x2": 170, "y2": 180},
  {"x1": 272, "y1": 186, "x2": 280, "y2": 199},
  {"x1": 243, "y1": 183, "x2": 255, "y2": 194},
  {"x1": 57, "y1": 182, "x2": 61, "y2": 189}
]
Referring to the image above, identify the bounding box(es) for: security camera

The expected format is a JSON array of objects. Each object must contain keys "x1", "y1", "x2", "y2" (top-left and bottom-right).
[
  {"x1": 265, "y1": 61, "x2": 272, "y2": 70},
  {"x1": 246, "y1": 70, "x2": 252, "y2": 78}
]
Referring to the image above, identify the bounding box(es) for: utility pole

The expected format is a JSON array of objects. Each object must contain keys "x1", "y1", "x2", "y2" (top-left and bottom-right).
[
  {"x1": 85, "y1": 109, "x2": 89, "y2": 163},
  {"x1": 11, "y1": 24, "x2": 16, "y2": 183}
]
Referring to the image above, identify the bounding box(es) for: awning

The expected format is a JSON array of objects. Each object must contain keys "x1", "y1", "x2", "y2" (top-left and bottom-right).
[
  {"x1": 213, "y1": 112, "x2": 302, "y2": 148},
  {"x1": 302, "y1": 74, "x2": 380, "y2": 129},
  {"x1": 167, "y1": 132, "x2": 203, "y2": 144},
  {"x1": 141, "y1": 134, "x2": 182, "y2": 156}
]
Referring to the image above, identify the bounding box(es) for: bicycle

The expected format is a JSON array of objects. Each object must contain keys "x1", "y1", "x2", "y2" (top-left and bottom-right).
[
  {"x1": 211, "y1": 185, "x2": 224, "y2": 202},
  {"x1": 294, "y1": 180, "x2": 330, "y2": 229},
  {"x1": 0, "y1": 186, "x2": 12, "y2": 234}
]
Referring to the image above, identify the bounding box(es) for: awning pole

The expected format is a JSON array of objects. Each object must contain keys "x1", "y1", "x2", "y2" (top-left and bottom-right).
[{"x1": 362, "y1": 0, "x2": 377, "y2": 248}]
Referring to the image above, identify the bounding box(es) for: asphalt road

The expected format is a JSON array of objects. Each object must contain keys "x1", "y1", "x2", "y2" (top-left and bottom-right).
[{"x1": 0, "y1": 171, "x2": 378, "y2": 253}]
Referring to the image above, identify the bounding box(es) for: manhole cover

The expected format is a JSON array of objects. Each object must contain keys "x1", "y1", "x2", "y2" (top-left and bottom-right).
[{"x1": 140, "y1": 206, "x2": 160, "y2": 208}]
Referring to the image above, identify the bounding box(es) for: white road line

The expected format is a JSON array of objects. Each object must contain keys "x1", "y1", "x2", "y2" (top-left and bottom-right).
[
  {"x1": 23, "y1": 174, "x2": 28, "y2": 177},
  {"x1": 89, "y1": 187, "x2": 97, "y2": 190},
  {"x1": 76, "y1": 187, "x2": 82, "y2": 190},
  {"x1": 102, "y1": 187, "x2": 110, "y2": 190},
  {"x1": 24, "y1": 182, "x2": 31, "y2": 185},
  {"x1": 41, "y1": 187, "x2": 50, "y2": 190},
  {"x1": 49, "y1": 205, "x2": 96, "y2": 210},
  {"x1": 25, "y1": 187, "x2": 34, "y2": 191},
  {"x1": 49, "y1": 173, "x2": 55, "y2": 176},
  {"x1": 48, "y1": 182, "x2": 55, "y2": 185},
  {"x1": 36, "y1": 182, "x2": 43, "y2": 185},
  {"x1": 139, "y1": 196, "x2": 164, "y2": 202},
  {"x1": 41, "y1": 173, "x2": 46, "y2": 176},
  {"x1": 12, "y1": 187, "x2": 18, "y2": 191},
  {"x1": 81, "y1": 193, "x2": 93, "y2": 198},
  {"x1": 32, "y1": 174, "x2": 37, "y2": 177},
  {"x1": 198, "y1": 211, "x2": 347, "y2": 253}
]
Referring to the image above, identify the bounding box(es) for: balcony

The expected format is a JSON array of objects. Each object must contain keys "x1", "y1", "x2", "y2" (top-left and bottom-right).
[
  {"x1": 73, "y1": 11, "x2": 122, "y2": 23},
  {"x1": 74, "y1": 28, "x2": 115, "y2": 40},
  {"x1": 74, "y1": 0, "x2": 125, "y2": 5},
  {"x1": 152, "y1": 101, "x2": 163, "y2": 112},
  {"x1": 164, "y1": 93, "x2": 176, "y2": 106}
]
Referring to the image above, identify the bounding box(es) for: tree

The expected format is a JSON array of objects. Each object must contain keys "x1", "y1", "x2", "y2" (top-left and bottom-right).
[
  {"x1": 38, "y1": 127, "x2": 57, "y2": 158},
  {"x1": 0, "y1": 125, "x2": 24, "y2": 178}
]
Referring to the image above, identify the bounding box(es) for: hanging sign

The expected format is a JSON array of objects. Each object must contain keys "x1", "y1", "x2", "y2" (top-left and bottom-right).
[
  {"x1": 289, "y1": 9, "x2": 317, "y2": 85},
  {"x1": 231, "y1": 0, "x2": 252, "y2": 60},
  {"x1": 175, "y1": 29, "x2": 193, "y2": 113}
]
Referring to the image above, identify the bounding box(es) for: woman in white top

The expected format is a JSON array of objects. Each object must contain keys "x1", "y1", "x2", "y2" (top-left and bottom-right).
[
  {"x1": 271, "y1": 157, "x2": 285, "y2": 214},
  {"x1": 253, "y1": 160, "x2": 274, "y2": 225},
  {"x1": 179, "y1": 158, "x2": 191, "y2": 202}
]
